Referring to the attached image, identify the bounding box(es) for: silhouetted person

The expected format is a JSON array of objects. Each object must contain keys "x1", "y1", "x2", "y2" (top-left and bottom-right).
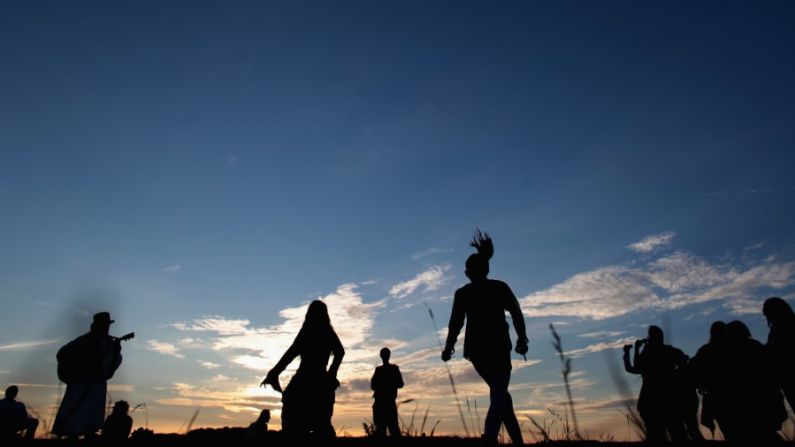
[
  {"x1": 0, "y1": 385, "x2": 39, "y2": 440},
  {"x1": 244, "y1": 409, "x2": 270, "y2": 446},
  {"x1": 261, "y1": 300, "x2": 344, "y2": 440},
  {"x1": 763, "y1": 297, "x2": 795, "y2": 409},
  {"x1": 442, "y1": 231, "x2": 528, "y2": 446},
  {"x1": 370, "y1": 347, "x2": 404, "y2": 437},
  {"x1": 623, "y1": 326, "x2": 688, "y2": 442},
  {"x1": 53, "y1": 312, "x2": 123, "y2": 438},
  {"x1": 690, "y1": 321, "x2": 730, "y2": 438},
  {"x1": 723, "y1": 320, "x2": 785, "y2": 443},
  {"x1": 103, "y1": 400, "x2": 132, "y2": 442},
  {"x1": 675, "y1": 360, "x2": 704, "y2": 441}
]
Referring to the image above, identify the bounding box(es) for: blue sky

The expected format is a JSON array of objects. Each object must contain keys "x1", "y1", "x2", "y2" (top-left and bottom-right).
[{"x1": 1, "y1": 0, "x2": 794, "y2": 438}]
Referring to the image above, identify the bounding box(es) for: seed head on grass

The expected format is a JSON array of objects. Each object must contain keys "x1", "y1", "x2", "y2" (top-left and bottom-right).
[{"x1": 550, "y1": 323, "x2": 581, "y2": 440}]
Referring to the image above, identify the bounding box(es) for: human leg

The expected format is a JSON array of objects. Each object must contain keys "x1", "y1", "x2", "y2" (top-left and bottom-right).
[
  {"x1": 473, "y1": 358, "x2": 522, "y2": 445},
  {"x1": 372, "y1": 402, "x2": 386, "y2": 437},
  {"x1": 23, "y1": 417, "x2": 39, "y2": 440}
]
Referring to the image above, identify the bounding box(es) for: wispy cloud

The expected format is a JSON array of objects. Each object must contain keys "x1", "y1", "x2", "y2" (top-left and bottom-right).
[
  {"x1": 521, "y1": 250, "x2": 795, "y2": 320},
  {"x1": 0, "y1": 338, "x2": 60, "y2": 351},
  {"x1": 198, "y1": 361, "x2": 222, "y2": 369},
  {"x1": 163, "y1": 262, "x2": 182, "y2": 273},
  {"x1": 566, "y1": 337, "x2": 636, "y2": 358},
  {"x1": 171, "y1": 283, "x2": 387, "y2": 376},
  {"x1": 146, "y1": 340, "x2": 185, "y2": 358},
  {"x1": 627, "y1": 231, "x2": 676, "y2": 253},
  {"x1": 411, "y1": 247, "x2": 454, "y2": 261},
  {"x1": 171, "y1": 318, "x2": 249, "y2": 335},
  {"x1": 389, "y1": 264, "x2": 451, "y2": 299},
  {"x1": 744, "y1": 242, "x2": 765, "y2": 251},
  {"x1": 521, "y1": 266, "x2": 658, "y2": 320},
  {"x1": 578, "y1": 331, "x2": 626, "y2": 339},
  {"x1": 157, "y1": 382, "x2": 280, "y2": 414}
]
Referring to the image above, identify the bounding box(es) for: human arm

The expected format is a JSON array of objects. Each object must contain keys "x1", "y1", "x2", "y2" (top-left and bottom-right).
[
  {"x1": 260, "y1": 341, "x2": 301, "y2": 390},
  {"x1": 442, "y1": 291, "x2": 465, "y2": 361},
  {"x1": 327, "y1": 330, "x2": 345, "y2": 380},
  {"x1": 623, "y1": 343, "x2": 640, "y2": 374},
  {"x1": 396, "y1": 366, "x2": 404, "y2": 389},
  {"x1": 370, "y1": 368, "x2": 378, "y2": 391},
  {"x1": 504, "y1": 282, "x2": 529, "y2": 355}
]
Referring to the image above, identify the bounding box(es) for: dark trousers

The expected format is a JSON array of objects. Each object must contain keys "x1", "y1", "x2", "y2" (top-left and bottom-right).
[
  {"x1": 471, "y1": 358, "x2": 523, "y2": 445},
  {"x1": 5, "y1": 417, "x2": 38, "y2": 440},
  {"x1": 373, "y1": 399, "x2": 400, "y2": 437}
]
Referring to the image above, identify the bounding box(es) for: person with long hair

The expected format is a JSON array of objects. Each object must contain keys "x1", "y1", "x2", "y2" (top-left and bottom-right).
[
  {"x1": 723, "y1": 320, "x2": 786, "y2": 443},
  {"x1": 442, "y1": 230, "x2": 528, "y2": 446},
  {"x1": 261, "y1": 300, "x2": 344, "y2": 439},
  {"x1": 763, "y1": 297, "x2": 795, "y2": 409}
]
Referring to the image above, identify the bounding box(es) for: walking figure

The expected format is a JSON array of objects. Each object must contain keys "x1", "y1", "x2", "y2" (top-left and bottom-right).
[
  {"x1": 370, "y1": 347, "x2": 404, "y2": 437},
  {"x1": 53, "y1": 312, "x2": 125, "y2": 438},
  {"x1": 261, "y1": 300, "x2": 344, "y2": 440},
  {"x1": 442, "y1": 230, "x2": 528, "y2": 446}
]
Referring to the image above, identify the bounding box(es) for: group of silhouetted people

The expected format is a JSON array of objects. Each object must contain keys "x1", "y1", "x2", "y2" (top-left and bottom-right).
[
  {"x1": 0, "y1": 312, "x2": 135, "y2": 442},
  {"x1": 3, "y1": 230, "x2": 792, "y2": 445},
  {"x1": 624, "y1": 297, "x2": 795, "y2": 443}
]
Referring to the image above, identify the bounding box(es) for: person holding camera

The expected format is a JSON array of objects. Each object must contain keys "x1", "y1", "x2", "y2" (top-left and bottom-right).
[
  {"x1": 442, "y1": 231, "x2": 528, "y2": 447},
  {"x1": 623, "y1": 326, "x2": 689, "y2": 442}
]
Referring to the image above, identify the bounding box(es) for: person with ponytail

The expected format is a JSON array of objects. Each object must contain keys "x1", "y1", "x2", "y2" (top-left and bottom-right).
[
  {"x1": 261, "y1": 300, "x2": 344, "y2": 440},
  {"x1": 442, "y1": 230, "x2": 529, "y2": 446}
]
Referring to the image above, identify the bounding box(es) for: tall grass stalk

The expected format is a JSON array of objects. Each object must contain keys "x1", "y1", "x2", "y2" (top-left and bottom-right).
[
  {"x1": 549, "y1": 323, "x2": 581, "y2": 440},
  {"x1": 426, "y1": 304, "x2": 470, "y2": 437}
]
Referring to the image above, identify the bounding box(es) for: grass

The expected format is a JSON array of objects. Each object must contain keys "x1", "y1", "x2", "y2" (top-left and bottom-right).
[{"x1": 549, "y1": 323, "x2": 581, "y2": 441}]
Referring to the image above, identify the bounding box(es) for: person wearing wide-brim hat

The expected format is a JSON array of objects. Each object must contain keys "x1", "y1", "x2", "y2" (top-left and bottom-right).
[{"x1": 53, "y1": 312, "x2": 124, "y2": 438}]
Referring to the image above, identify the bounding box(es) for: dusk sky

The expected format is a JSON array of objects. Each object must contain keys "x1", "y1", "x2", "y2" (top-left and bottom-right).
[{"x1": 2, "y1": 0, "x2": 794, "y2": 439}]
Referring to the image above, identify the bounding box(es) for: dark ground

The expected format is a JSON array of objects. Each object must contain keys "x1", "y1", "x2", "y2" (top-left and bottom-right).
[{"x1": 5, "y1": 428, "x2": 794, "y2": 446}]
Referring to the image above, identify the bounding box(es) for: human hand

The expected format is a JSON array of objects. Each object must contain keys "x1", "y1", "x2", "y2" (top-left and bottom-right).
[
  {"x1": 327, "y1": 373, "x2": 341, "y2": 389},
  {"x1": 623, "y1": 344, "x2": 632, "y2": 353},
  {"x1": 441, "y1": 347, "x2": 454, "y2": 362},
  {"x1": 261, "y1": 370, "x2": 282, "y2": 393},
  {"x1": 515, "y1": 338, "x2": 529, "y2": 356}
]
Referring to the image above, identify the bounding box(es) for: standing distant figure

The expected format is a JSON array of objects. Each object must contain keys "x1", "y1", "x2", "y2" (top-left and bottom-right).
[
  {"x1": 0, "y1": 385, "x2": 39, "y2": 440},
  {"x1": 103, "y1": 400, "x2": 132, "y2": 441},
  {"x1": 244, "y1": 409, "x2": 270, "y2": 446},
  {"x1": 261, "y1": 300, "x2": 344, "y2": 440},
  {"x1": 723, "y1": 320, "x2": 786, "y2": 443},
  {"x1": 442, "y1": 230, "x2": 528, "y2": 446},
  {"x1": 690, "y1": 321, "x2": 730, "y2": 438},
  {"x1": 763, "y1": 297, "x2": 795, "y2": 409},
  {"x1": 370, "y1": 347, "x2": 404, "y2": 437},
  {"x1": 53, "y1": 312, "x2": 124, "y2": 438},
  {"x1": 623, "y1": 326, "x2": 688, "y2": 442}
]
